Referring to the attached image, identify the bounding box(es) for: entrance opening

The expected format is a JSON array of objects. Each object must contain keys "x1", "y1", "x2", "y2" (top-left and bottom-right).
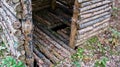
[{"x1": 32, "y1": 0, "x2": 75, "y2": 65}]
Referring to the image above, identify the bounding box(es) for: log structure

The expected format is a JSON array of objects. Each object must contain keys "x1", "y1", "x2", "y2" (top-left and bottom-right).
[
  {"x1": 32, "y1": 0, "x2": 112, "y2": 66},
  {"x1": 0, "y1": 0, "x2": 34, "y2": 67},
  {"x1": 74, "y1": 0, "x2": 113, "y2": 46},
  {"x1": 0, "y1": 0, "x2": 113, "y2": 67}
]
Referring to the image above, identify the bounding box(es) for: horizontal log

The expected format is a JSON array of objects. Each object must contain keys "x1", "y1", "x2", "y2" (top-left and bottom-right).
[
  {"x1": 80, "y1": 4, "x2": 110, "y2": 15},
  {"x1": 33, "y1": 14, "x2": 51, "y2": 26},
  {"x1": 75, "y1": 27, "x2": 108, "y2": 46},
  {"x1": 80, "y1": 0, "x2": 102, "y2": 7},
  {"x1": 57, "y1": 30, "x2": 69, "y2": 41},
  {"x1": 77, "y1": 18, "x2": 110, "y2": 35},
  {"x1": 78, "y1": 0, "x2": 88, "y2": 3},
  {"x1": 76, "y1": 22, "x2": 109, "y2": 41},
  {"x1": 79, "y1": 0, "x2": 112, "y2": 12},
  {"x1": 78, "y1": 11, "x2": 110, "y2": 24},
  {"x1": 79, "y1": 14, "x2": 111, "y2": 29},
  {"x1": 79, "y1": 6, "x2": 111, "y2": 19}
]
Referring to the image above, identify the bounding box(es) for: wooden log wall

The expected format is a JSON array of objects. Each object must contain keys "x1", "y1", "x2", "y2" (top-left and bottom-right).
[
  {"x1": 73, "y1": 0, "x2": 113, "y2": 46},
  {"x1": 0, "y1": 0, "x2": 34, "y2": 67}
]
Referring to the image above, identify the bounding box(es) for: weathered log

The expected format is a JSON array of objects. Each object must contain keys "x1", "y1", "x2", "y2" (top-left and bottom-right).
[
  {"x1": 34, "y1": 22, "x2": 69, "y2": 44},
  {"x1": 34, "y1": 40, "x2": 60, "y2": 64},
  {"x1": 77, "y1": 18, "x2": 110, "y2": 35},
  {"x1": 76, "y1": 22, "x2": 109, "y2": 41},
  {"x1": 78, "y1": 11, "x2": 110, "y2": 24},
  {"x1": 79, "y1": 7, "x2": 111, "y2": 19},
  {"x1": 78, "y1": 0, "x2": 89, "y2": 3},
  {"x1": 33, "y1": 47, "x2": 52, "y2": 66},
  {"x1": 80, "y1": 4, "x2": 110, "y2": 15},
  {"x1": 33, "y1": 26, "x2": 75, "y2": 53},
  {"x1": 76, "y1": 27, "x2": 108, "y2": 46},
  {"x1": 80, "y1": 0, "x2": 102, "y2": 7},
  {"x1": 33, "y1": 14, "x2": 51, "y2": 26},
  {"x1": 34, "y1": 21, "x2": 75, "y2": 53},
  {"x1": 33, "y1": 53, "x2": 44, "y2": 67},
  {"x1": 19, "y1": 0, "x2": 34, "y2": 66},
  {"x1": 34, "y1": 27, "x2": 71, "y2": 56},
  {"x1": 79, "y1": 0, "x2": 112, "y2": 12},
  {"x1": 79, "y1": 14, "x2": 111, "y2": 28},
  {"x1": 34, "y1": 32, "x2": 66, "y2": 59},
  {"x1": 69, "y1": 0, "x2": 79, "y2": 48},
  {"x1": 57, "y1": 30, "x2": 69, "y2": 41}
]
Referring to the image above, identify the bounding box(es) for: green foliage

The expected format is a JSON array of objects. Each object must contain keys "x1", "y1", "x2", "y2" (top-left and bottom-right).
[
  {"x1": 0, "y1": 56, "x2": 26, "y2": 67},
  {"x1": 71, "y1": 48, "x2": 84, "y2": 67},
  {"x1": 108, "y1": 28, "x2": 120, "y2": 47},
  {"x1": 73, "y1": 61, "x2": 81, "y2": 67},
  {"x1": 112, "y1": 7, "x2": 120, "y2": 10},
  {"x1": 0, "y1": 42, "x2": 7, "y2": 56},
  {"x1": 94, "y1": 57, "x2": 108, "y2": 67},
  {"x1": 110, "y1": 28, "x2": 120, "y2": 38},
  {"x1": 112, "y1": 7, "x2": 120, "y2": 18},
  {"x1": 86, "y1": 36, "x2": 99, "y2": 45}
]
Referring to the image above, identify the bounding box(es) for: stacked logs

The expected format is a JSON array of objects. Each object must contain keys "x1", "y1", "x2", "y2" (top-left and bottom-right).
[
  {"x1": 0, "y1": 0, "x2": 25, "y2": 61},
  {"x1": 75, "y1": 0, "x2": 113, "y2": 46},
  {"x1": 33, "y1": 2, "x2": 75, "y2": 66},
  {"x1": 0, "y1": 0, "x2": 34, "y2": 66},
  {"x1": 33, "y1": 26, "x2": 75, "y2": 66}
]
